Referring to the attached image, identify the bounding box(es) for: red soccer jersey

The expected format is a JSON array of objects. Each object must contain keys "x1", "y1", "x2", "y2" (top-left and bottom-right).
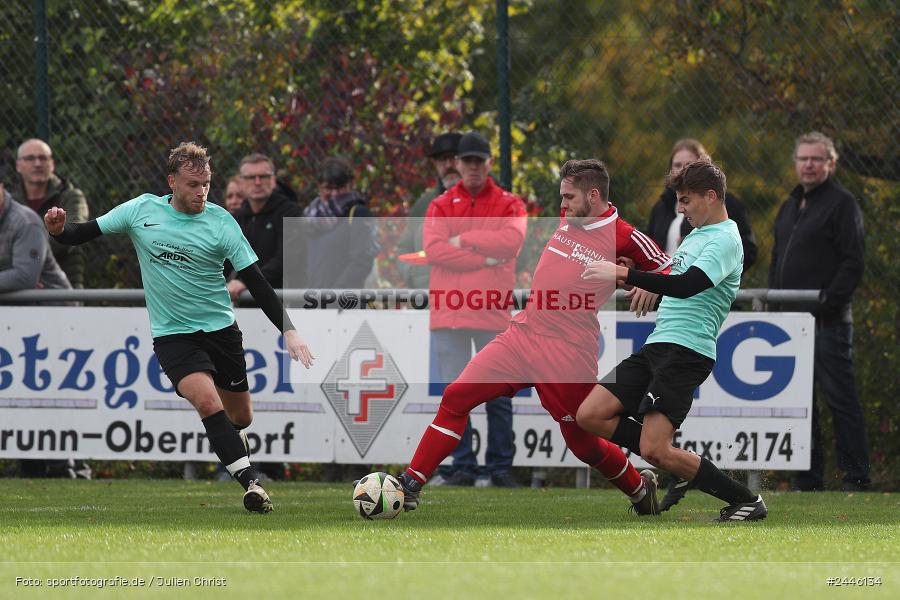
[{"x1": 511, "y1": 205, "x2": 670, "y2": 353}]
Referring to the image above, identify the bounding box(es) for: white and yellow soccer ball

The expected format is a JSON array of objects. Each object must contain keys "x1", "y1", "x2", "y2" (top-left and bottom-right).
[{"x1": 352, "y1": 472, "x2": 404, "y2": 520}]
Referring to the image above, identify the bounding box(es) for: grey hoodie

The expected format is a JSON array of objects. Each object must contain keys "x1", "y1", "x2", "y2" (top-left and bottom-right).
[{"x1": 0, "y1": 188, "x2": 72, "y2": 293}]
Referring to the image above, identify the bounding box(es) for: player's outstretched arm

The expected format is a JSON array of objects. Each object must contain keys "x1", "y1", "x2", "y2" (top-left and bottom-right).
[
  {"x1": 45, "y1": 207, "x2": 103, "y2": 245},
  {"x1": 623, "y1": 265, "x2": 712, "y2": 299},
  {"x1": 237, "y1": 263, "x2": 315, "y2": 368},
  {"x1": 583, "y1": 260, "x2": 712, "y2": 299}
]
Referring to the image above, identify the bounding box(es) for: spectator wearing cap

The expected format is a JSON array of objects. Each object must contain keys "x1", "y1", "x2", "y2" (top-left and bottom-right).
[
  {"x1": 397, "y1": 132, "x2": 462, "y2": 289},
  {"x1": 423, "y1": 132, "x2": 527, "y2": 488}
]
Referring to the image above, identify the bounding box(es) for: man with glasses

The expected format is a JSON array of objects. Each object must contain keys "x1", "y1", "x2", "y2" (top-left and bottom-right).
[
  {"x1": 12, "y1": 138, "x2": 89, "y2": 288},
  {"x1": 396, "y1": 132, "x2": 462, "y2": 290},
  {"x1": 770, "y1": 131, "x2": 870, "y2": 492},
  {"x1": 226, "y1": 153, "x2": 302, "y2": 301}
]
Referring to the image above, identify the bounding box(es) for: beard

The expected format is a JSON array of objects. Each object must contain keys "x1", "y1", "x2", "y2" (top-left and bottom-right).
[
  {"x1": 564, "y1": 207, "x2": 590, "y2": 228},
  {"x1": 172, "y1": 192, "x2": 206, "y2": 214},
  {"x1": 441, "y1": 171, "x2": 461, "y2": 189}
]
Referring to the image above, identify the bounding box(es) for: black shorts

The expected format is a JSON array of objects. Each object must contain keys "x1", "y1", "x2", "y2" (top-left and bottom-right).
[
  {"x1": 153, "y1": 322, "x2": 249, "y2": 397},
  {"x1": 598, "y1": 342, "x2": 714, "y2": 429}
]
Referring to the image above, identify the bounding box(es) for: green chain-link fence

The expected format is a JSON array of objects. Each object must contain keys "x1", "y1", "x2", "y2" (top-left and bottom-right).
[{"x1": 2, "y1": 0, "x2": 898, "y2": 485}]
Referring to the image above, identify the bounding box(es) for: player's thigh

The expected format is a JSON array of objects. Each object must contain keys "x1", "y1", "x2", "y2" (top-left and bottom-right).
[
  {"x1": 444, "y1": 366, "x2": 523, "y2": 411},
  {"x1": 574, "y1": 385, "x2": 626, "y2": 437},
  {"x1": 644, "y1": 343, "x2": 713, "y2": 429},
  {"x1": 454, "y1": 329, "x2": 525, "y2": 386},
  {"x1": 204, "y1": 323, "x2": 250, "y2": 394},
  {"x1": 536, "y1": 381, "x2": 595, "y2": 423},
  {"x1": 442, "y1": 341, "x2": 525, "y2": 413},
  {"x1": 581, "y1": 352, "x2": 653, "y2": 422},
  {"x1": 153, "y1": 333, "x2": 216, "y2": 398}
]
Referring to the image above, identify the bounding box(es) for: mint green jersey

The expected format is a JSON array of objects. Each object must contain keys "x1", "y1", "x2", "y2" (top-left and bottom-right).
[
  {"x1": 646, "y1": 219, "x2": 743, "y2": 360},
  {"x1": 97, "y1": 193, "x2": 258, "y2": 337}
]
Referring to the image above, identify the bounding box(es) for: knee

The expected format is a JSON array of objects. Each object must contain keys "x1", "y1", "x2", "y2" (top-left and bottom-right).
[
  {"x1": 441, "y1": 382, "x2": 470, "y2": 416},
  {"x1": 576, "y1": 403, "x2": 610, "y2": 436},
  {"x1": 178, "y1": 373, "x2": 224, "y2": 418},
  {"x1": 574, "y1": 409, "x2": 595, "y2": 433},
  {"x1": 190, "y1": 394, "x2": 223, "y2": 419},
  {"x1": 639, "y1": 440, "x2": 670, "y2": 468},
  {"x1": 228, "y1": 406, "x2": 253, "y2": 429}
]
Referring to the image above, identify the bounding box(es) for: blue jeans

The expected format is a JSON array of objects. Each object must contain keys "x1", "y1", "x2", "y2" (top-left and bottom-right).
[
  {"x1": 430, "y1": 328, "x2": 515, "y2": 477},
  {"x1": 797, "y1": 321, "x2": 871, "y2": 489}
]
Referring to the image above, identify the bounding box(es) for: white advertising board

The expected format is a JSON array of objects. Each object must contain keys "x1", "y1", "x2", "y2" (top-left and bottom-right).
[{"x1": 0, "y1": 307, "x2": 812, "y2": 469}]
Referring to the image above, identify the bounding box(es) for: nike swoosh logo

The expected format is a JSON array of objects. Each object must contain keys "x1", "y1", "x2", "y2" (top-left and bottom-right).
[
  {"x1": 142, "y1": 222, "x2": 160, "y2": 227},
  {"x1": 229, "y1": 378, "x2": 246, "y2": 386}
]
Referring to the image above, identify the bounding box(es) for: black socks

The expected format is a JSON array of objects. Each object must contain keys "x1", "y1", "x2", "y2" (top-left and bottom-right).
[
  {"x1": 691, "y1": 457, "x2": 757, "y2": 504},
  {"x1": 202, "y1": 410, "x2": 257, "y2": 490}
]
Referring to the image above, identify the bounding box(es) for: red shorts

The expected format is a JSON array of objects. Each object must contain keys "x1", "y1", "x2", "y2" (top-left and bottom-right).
[{"x1": 454, "y1": 322, "x2": 598, "y2": 422}]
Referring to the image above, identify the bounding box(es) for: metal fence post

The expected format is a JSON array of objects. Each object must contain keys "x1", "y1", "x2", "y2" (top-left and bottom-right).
[
  {"x1": 496, "y1": 0, "x2": 512, "y2": 191},
  {"x1": 576, "y1": 467, "x2": 590, "y2": 489},
  {"x1": 33, "y1": 0, "x2": 51, "y2": 142},
  {"x1": 746, "y1": 291, "x2": 765, "y2": 491}
]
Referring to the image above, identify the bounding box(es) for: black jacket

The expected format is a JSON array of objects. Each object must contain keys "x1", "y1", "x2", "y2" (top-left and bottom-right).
[
  {"x1": 231, "y1": 180, "x2": 302, "y2": 289},
  {"x1": 769, "y1": 177, "x2": 864, "y2": 323},
  {"x1": 647, "y1": 187, "x2": 758, "y2": 272}
]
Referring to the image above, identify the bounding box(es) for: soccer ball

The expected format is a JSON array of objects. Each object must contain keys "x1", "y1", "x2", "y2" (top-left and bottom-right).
[{"x1": 353, "y1": 472, "x2": 404, "y2": 520}]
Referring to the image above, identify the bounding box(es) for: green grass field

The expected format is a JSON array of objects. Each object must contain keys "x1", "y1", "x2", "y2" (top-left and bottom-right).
[{"x1": 1, "y1": 479, "x2": 897, "y2": 599}]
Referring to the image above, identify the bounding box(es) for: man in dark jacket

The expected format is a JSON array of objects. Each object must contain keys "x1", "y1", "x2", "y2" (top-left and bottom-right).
[
  {"x1": 12, "y1": 138, "x2": 89, "y2": 288},
  {"x1": 646, "y1": 139, "x2": 757, "y2": 272},
  {"x1": 396, "y1": 132, "x2": 462, "y2": 289},
  {"x1": 227, "y1": 153, "x2": 302, "y2": 300},
  {"x1": 302, "y1": 157, "x2": 379, "y2": 289},
  {"x1": 770, "y1": 131, "x2": 870, "y2": 492}
]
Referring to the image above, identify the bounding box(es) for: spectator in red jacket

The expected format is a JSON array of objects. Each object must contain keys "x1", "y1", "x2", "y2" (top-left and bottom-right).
[{"x1": 423, "y1": 132, "x2": 527, "y2": 487}]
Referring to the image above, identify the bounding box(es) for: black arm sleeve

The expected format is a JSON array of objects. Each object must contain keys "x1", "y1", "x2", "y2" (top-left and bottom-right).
[
  {"x1": 51, "y1": 220, "x2": 103, "y2": 245},
  {"x1": 238, "y1": 262, "x2": 296, "y2": 333},
  {"x1": 625, "y1": 265, "x2": 713, "y2": 298}
]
